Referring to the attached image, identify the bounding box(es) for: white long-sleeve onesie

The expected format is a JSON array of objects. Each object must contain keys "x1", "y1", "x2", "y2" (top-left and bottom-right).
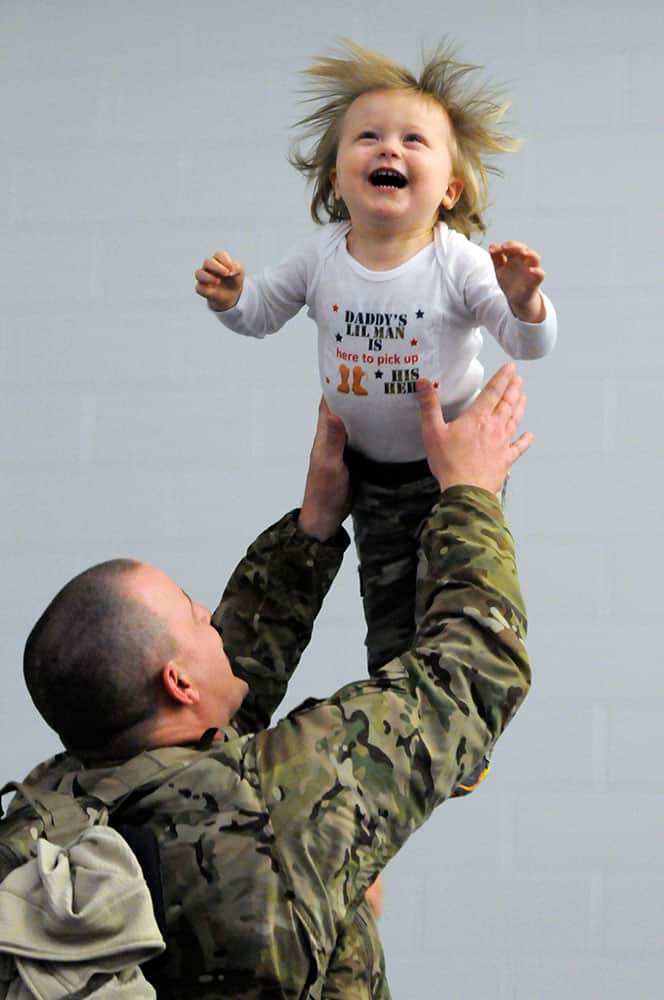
[{"x1": 217, "y1": 222, "x2": 557, "y2": 462}]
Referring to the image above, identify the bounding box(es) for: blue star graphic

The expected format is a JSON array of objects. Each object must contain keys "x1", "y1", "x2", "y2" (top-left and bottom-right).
[
  {"x1": 416, "y1": 309, "x2": 424, "y2": 319},
  {"x1": 335, "y1": 333, "x2": 343, "y2": 342},
  {"x1": 375, "y1": 370, "x2": 383, "y2": 379}
]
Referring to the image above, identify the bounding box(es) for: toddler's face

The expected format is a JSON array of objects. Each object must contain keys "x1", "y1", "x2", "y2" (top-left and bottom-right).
[{"x1": 330, "y1": 89, "x2": 463, "y2": 234}]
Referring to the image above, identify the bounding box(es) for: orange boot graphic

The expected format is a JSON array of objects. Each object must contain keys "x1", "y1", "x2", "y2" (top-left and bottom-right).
[
  {"x1": 337, "y1": 363, "x2": 350, "y2": 393},
  {"x1": 352, "y1": 365, "x2": 368, "y2": 396}
]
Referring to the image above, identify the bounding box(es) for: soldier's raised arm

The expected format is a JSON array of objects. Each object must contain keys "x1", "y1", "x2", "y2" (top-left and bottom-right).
[
  {"x1": 252, "y1": 366, "x2": 532, "y2": 950},
  {"x1": 213, "y1": 401, "x2": 351, "y2": 734}
]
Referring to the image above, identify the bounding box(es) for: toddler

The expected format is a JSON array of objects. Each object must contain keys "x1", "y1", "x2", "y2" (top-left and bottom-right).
[{"x1": 195, "y1": 40, "x2": 557, "y2": 793}]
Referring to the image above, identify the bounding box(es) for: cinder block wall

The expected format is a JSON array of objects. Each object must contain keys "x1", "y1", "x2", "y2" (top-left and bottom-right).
[{"x1": 3, "y1": 1, "x2": 662, "y2": 996}]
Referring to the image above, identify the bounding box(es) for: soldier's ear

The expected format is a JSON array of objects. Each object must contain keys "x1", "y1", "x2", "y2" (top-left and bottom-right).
[{"x1": 161, "y1": 663, "x2": 200, "y2": 706}]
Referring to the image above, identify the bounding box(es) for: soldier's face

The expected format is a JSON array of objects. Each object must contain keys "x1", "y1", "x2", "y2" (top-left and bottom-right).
[{"x1": 128, "y1": 564, "x2": 248, "y2": 726}]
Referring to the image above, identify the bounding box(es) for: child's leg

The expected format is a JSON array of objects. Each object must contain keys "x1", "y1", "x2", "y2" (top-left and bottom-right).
[{"x1": 351, "y1": 475, "x2": 439, "y2": 673}]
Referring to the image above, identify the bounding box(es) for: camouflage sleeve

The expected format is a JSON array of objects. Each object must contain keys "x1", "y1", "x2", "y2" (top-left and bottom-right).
[
  {"x1": 320, "y1": 897, "x2": 389, "y2": 999},
  {"x1": 256, "y1": 487, "x2": 530, "y2": 954},
  {"x1": 212, "y1": 509, "x2": 350, "y2": 735}
]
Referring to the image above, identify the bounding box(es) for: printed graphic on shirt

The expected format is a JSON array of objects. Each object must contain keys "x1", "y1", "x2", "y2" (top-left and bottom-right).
[{"x1": 325, "y1": 304, "x2": 439, "y2": 399}]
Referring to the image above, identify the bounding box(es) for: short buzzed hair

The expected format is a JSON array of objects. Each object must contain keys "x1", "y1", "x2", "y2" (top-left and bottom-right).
[
  {"x1": 24, "y1": 559, "x2": 175, "y2": 757},
  {"x1": 289, "y1": 38, "x2": 519, "y2": 237}
]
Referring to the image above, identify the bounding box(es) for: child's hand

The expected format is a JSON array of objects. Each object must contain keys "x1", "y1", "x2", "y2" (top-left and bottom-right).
[
  {"x1": 489, "y1": 241, "x2": 546, "y2": 323},
  {"x1": 195, "y1": 251, "x2": 245, "y2": 312}
]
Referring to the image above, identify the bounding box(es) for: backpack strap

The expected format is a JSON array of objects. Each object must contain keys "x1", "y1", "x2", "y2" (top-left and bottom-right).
[
  {"x1": 0, "y1": 783, "x2": 23, "y2": 821},
  {"x1": 72, "y1": 745, "x2": 202, "y2": 808},
  {"x1": 112, "y1": 822, "x2": 166, "y2": 936},
  {"x1": 0, "y1": 780, "x2": 107, "y2": 846}
]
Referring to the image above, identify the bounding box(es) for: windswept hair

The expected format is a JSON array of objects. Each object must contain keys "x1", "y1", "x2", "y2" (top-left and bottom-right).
[{"x1": 289, "y1": 39, "x2": 520, "y2": 237}]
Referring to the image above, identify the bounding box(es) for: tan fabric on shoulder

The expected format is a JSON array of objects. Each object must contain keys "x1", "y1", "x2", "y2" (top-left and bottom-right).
[{"x1": 0, "y1": 825, "x2": 163, "y2": 999}]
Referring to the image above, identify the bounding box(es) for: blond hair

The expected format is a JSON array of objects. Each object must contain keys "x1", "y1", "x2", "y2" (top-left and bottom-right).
[{"x1": 289, "y1": 39, "x2": 519, "y2": 238}]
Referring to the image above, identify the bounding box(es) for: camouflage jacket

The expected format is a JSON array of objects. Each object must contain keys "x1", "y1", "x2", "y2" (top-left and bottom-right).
[{"x1": 16, "y1": 488, "x2": 530, "y2": 999}]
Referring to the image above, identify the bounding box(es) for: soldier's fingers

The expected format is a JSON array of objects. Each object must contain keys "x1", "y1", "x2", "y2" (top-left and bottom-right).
[
  {"x1": 415, "y1": 379, "x2": 447, "y2": 430},
  {"x1": 509, "y1": 431, "x2": 533, "y2": 463},
  {"x1": 474, "y1": 364, "x2": 516, "y2": 414},
  {"x1": 495, "y1": 394, "x2": 521, "y2": 428},
  {"x1": 498, "y1": 374, "x2": 523, "y2": 410},
  {"x1": 324, "y1": 410, "x2": 347, "y2": 451},
  {"x1": 495, "y1": 378, "x2": 524, "y2": 424},
  {"x1": 314, "y1": 398, "x2": 346, "y2": 452},
  {"x1": 506, "y1": 393, "x2": 527, "y2": 437},
  {"x1": 312, "y1": 397, "x2": 329, "y2": 444}
]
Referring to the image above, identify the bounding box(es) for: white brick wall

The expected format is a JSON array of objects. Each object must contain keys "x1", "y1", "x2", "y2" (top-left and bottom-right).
[{"x1": 3, "y1": 0, "x2": 662, "y2": 995}]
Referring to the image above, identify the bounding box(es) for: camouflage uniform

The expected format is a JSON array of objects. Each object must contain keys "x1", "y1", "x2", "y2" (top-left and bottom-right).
[
  {"x1": 16, "y1": 487, "x2": 529, "y2": 998},
  {"x1": 350, "y1": 455, "x2": 493, "y2": 793}
]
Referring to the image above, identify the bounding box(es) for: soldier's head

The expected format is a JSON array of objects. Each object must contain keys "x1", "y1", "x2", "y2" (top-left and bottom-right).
[{"x1": 24, "y1": 560, "x2": 248, "y2": 759}]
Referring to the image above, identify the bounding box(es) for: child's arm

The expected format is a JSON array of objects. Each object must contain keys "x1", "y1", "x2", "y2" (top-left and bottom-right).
[
  {"x1": 194, "y1": 233, "x2": 317, "y2": 338},
  {"x1": 488, "y1": 241, "x2": 546, "y2": 323},
  {"x1": 461, "y1": 238, "x2": 557, "y2": 360},
  {"x1": 195, "y1": 250, "x2": 245, "y2": 312}
]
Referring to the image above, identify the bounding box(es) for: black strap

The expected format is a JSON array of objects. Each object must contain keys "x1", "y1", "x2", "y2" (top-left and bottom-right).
[
  {"x1": 110, "y1": 821, "x2": 167, "y2": 940},
  {"x1": 344, "y1": 447, "x2": 433, "y2": 487}
]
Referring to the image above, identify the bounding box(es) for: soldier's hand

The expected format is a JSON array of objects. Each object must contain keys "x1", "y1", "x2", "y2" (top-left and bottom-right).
[
  {"x1": 417, "y1": 364, "x2": 532, "y2": 493},
  {"x1": 298, "y1": 399, "x2": 351, "y2": 542},
  {"x1": 195, "y1": 250, "x2": 245, "y2": 312}
]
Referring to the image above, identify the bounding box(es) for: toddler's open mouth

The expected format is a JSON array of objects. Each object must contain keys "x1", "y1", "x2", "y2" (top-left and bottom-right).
[{"x1": 369, "y1": 169, "x2": 407, "y2": 189}]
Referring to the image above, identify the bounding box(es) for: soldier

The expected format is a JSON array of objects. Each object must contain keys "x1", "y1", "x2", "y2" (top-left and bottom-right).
[{"x1": 20, "y1": 366, "x2": 531, "y2": 998}]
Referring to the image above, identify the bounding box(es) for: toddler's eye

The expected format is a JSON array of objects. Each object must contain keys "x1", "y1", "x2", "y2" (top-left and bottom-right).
[
  {"x1": 404, "y1": 133, "x2": 425, "y2": 144},
  {"x1": 358, "y1": 130, "x2": 379, "y2": 140}
]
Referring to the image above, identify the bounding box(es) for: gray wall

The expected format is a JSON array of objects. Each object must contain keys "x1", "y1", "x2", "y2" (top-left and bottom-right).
[{"x1": 3, "y1": 1, "x2": 663, "y2": 996}]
